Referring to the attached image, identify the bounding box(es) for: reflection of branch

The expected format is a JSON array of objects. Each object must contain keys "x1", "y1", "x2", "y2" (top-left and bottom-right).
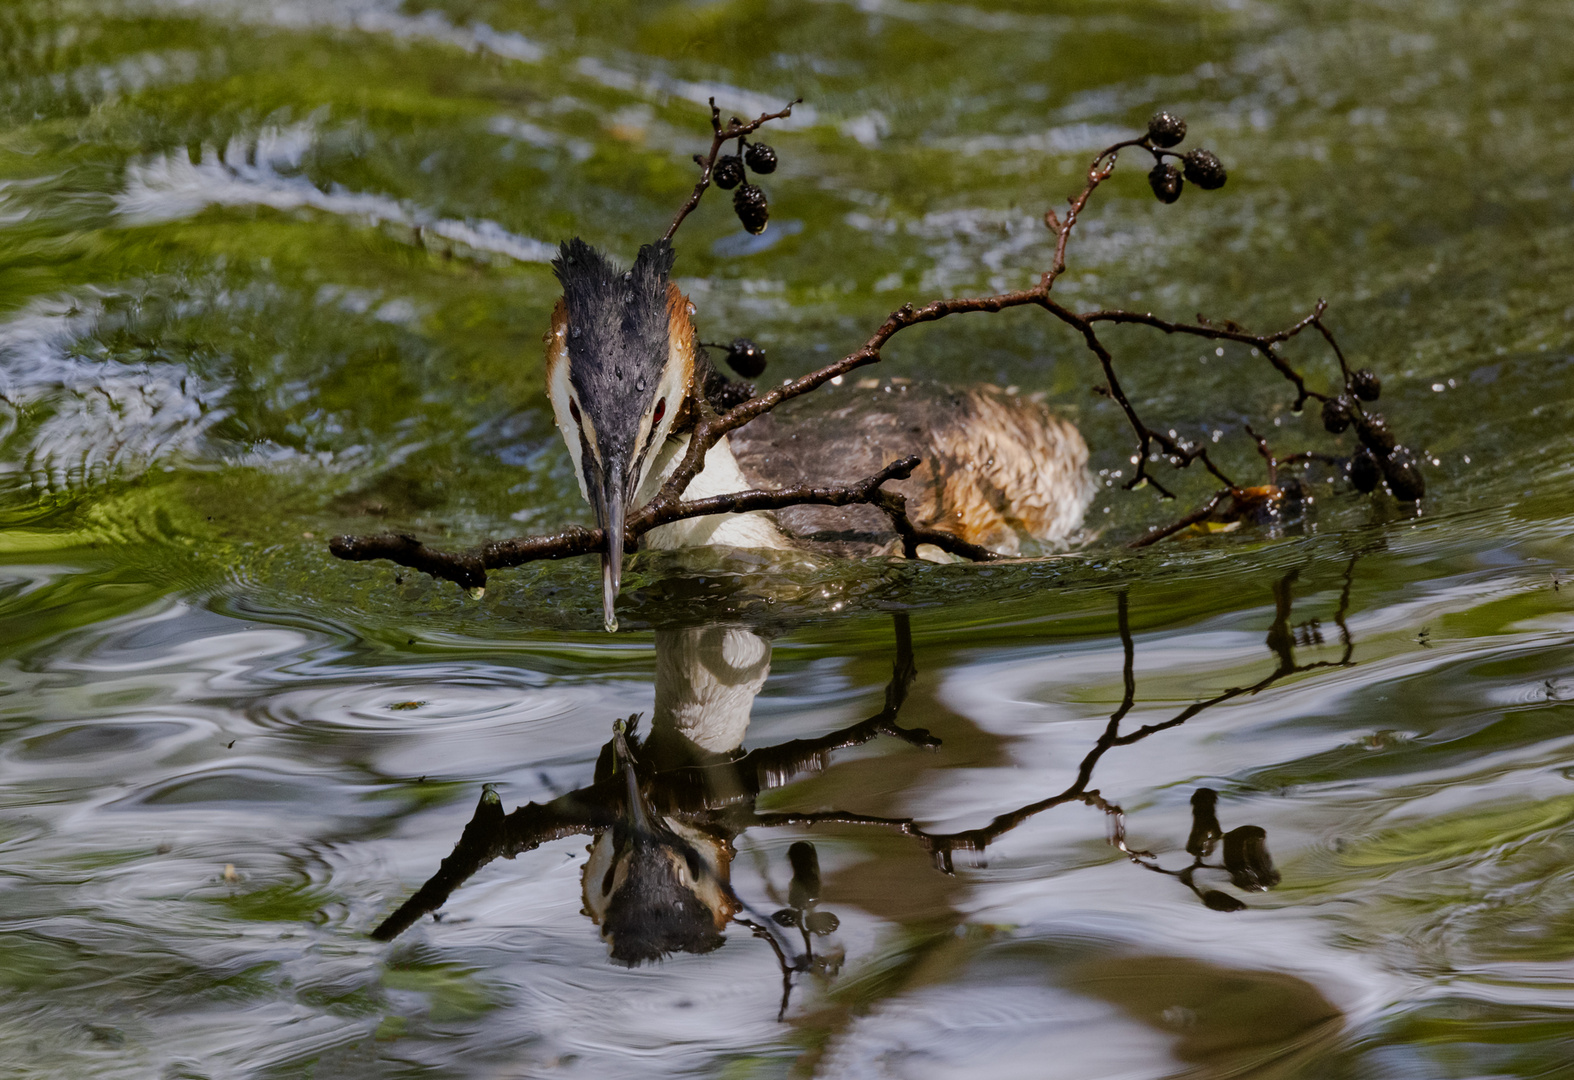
[
  {"x1": 370, "y1": 785, "x2": 604, "y2": 941},
  {"x1": 757, "y1": 564, "x2": 1360, "y2": 873},
  {"x1": 736, "y1": 916, "x2": 802, "y2": 1022},
  {"x1": 928, "y1": 565, "x2": 1356, "y2": 863}
]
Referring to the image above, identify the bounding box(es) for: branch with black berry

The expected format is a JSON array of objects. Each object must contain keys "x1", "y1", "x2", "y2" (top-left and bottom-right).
[
  {"x1": 331, "y1": 103, "x2": 1427, "y2": 594},
  {"x1": 662, "y1": 96, "x2": 797, "y2": 242}
]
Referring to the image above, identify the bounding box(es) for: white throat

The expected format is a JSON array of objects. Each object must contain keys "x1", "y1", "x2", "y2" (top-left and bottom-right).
[{"x1": 634, "y1": 433, "x2": 792, "y2": 552}]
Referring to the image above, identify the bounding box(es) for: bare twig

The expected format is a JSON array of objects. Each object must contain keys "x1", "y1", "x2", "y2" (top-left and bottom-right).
[
  {"x1": 332, "y1": 456, "x2": 947, "y2": 591},
  {"x1": 1128, "y1": 490, "x2": 1229, "y2": 549}
]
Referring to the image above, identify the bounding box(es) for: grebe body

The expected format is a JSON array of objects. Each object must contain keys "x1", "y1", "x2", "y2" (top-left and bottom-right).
[
  {"x1": 729, "y1": 382, "x2": 1092, "y2": 556},
  {"x1": 544, "y1": 238, "x2": 1093, "y2": 629}
]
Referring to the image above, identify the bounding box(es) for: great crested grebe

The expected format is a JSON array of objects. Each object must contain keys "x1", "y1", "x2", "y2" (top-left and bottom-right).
[{"x1": 545, "y1": 238, "x2": 1095, "y2": 631}]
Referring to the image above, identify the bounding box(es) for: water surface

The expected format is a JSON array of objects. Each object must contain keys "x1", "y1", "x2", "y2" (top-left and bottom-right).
[{"x1": 3, "y1": 1, "x2": 1574, "y2": 1076}]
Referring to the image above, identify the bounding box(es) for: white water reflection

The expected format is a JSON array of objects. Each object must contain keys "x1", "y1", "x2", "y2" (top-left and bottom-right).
[
  {"x1": 148, "y1": 0, "x2": 546, "y2": 64},
  {"x1": 8, "y1": 552, "x2": 1558, "y2": 1076},
  {"x1": 117, "y1": 122, "x2": 558, "y2": 264},
  {"x1": 0, "y1": 294, "x2": 229, "y2": 488}
]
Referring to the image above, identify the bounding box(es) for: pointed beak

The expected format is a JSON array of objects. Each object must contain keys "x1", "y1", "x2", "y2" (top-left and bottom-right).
[
  {"x1": 592, "y1": 455, "x2": 629, "y2": 633},
  {"x1": 613, "y1": 725, "x2": 654, "y2": 835}
]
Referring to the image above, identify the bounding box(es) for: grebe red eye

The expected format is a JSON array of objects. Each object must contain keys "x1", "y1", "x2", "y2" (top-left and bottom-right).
[
  {"x1": 569, "y1": 399, "x2": 581, "y2": 424},
  {"x1": 652, "y1": 397, "x2": 666, "y2": 424}
]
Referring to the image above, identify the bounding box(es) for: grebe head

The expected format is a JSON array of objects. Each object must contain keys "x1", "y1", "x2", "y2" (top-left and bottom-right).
[
  {"x1": 546, "y1": 239, "x2": 696, "y2": 631},
  {"x1": 582, "y1": 719, "x2": 733, "y2": 965}
]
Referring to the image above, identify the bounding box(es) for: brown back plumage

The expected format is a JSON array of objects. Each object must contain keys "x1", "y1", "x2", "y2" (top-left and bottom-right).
[{"x1": 729, "y1": 382, "x2": 1093, "y2": 556}]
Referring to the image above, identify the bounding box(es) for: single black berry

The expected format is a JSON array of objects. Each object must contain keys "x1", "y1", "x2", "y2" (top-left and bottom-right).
[
  {"x1": 713, "y1": 155, "x2": 744, "y2": 190},
  {"x1": 724, "y1": 337, "x2": 766, "y2": 378},
  {"x1": 1147, "y1": 111, "x2": 1187, "y2": 148},
  {"x1": 743, "y1": 141, "x2": 777, "y2": 174},
  {"x1": 1321, "y1": 395, "x2": 1352, "y2": 434},
  {"x1": 1354, "y1": 411, "x2": 1396, "y2": 454},
  {"x1": 733, "y1": 183, "x2": 769, "y2": 234},
  {"x1": 1181, "y1": 149, "x2": 1227, "y2": 190},
  {"x1": 1349, "y1": 447, "x2": 1381, "y2": 493},
  {"x1": 1148, "y1": 162, "x2": 1184, "y2": 204},
  {"x1": 1381, "y1": 447, "x2": 1426, "y2": 501},
  {"x1": 1186, "y1": 788, "x2": 1222, "y2": 858},
  {"x1": 1350, "y1": 368, "x2": 1381, "y2": 401}
]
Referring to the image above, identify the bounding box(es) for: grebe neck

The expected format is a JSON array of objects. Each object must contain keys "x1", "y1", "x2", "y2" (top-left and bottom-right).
[{"x1": 635, "y1": 432, "x2": 792, "y2": 552}]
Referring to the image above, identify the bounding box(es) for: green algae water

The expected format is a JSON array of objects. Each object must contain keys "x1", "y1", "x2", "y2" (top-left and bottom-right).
[{"x1": 3, "y1": 1, "x2": 1574, "y2": 1076}]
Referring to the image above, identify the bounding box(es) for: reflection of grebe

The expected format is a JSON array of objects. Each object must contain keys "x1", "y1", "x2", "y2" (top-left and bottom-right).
[
  {"x1": 372, "y1": 619, "x2": 934, "y2": 972},
  {"x1": 544, "y1": 240, "x2": 1095, "y2": 631},
  {"x1": 580, "y1": 625, "x2": 772, "y2": 965}
]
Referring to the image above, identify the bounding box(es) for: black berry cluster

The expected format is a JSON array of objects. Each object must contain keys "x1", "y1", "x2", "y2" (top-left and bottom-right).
[
  {"x1": 1142, "y1": 111, "x2": 1228, "y2": 204},
  {"x1": 715, "y1": 125, "x2": 780, "y2": 235},
  {"x1": 1146, "y1": 787, "x2": 1282, "y2": 913},
  {"x1": 698, "y1": 337, "x2": 768, "y2": 410},
  {"x1": 1321, "y1": 363, "x2": 1424, "y2": 501}
]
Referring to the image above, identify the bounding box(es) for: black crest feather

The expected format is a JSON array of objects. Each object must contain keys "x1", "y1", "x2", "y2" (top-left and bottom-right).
[{"x1": 552, "y1": 239, "x2": 676, "y2": 459}]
